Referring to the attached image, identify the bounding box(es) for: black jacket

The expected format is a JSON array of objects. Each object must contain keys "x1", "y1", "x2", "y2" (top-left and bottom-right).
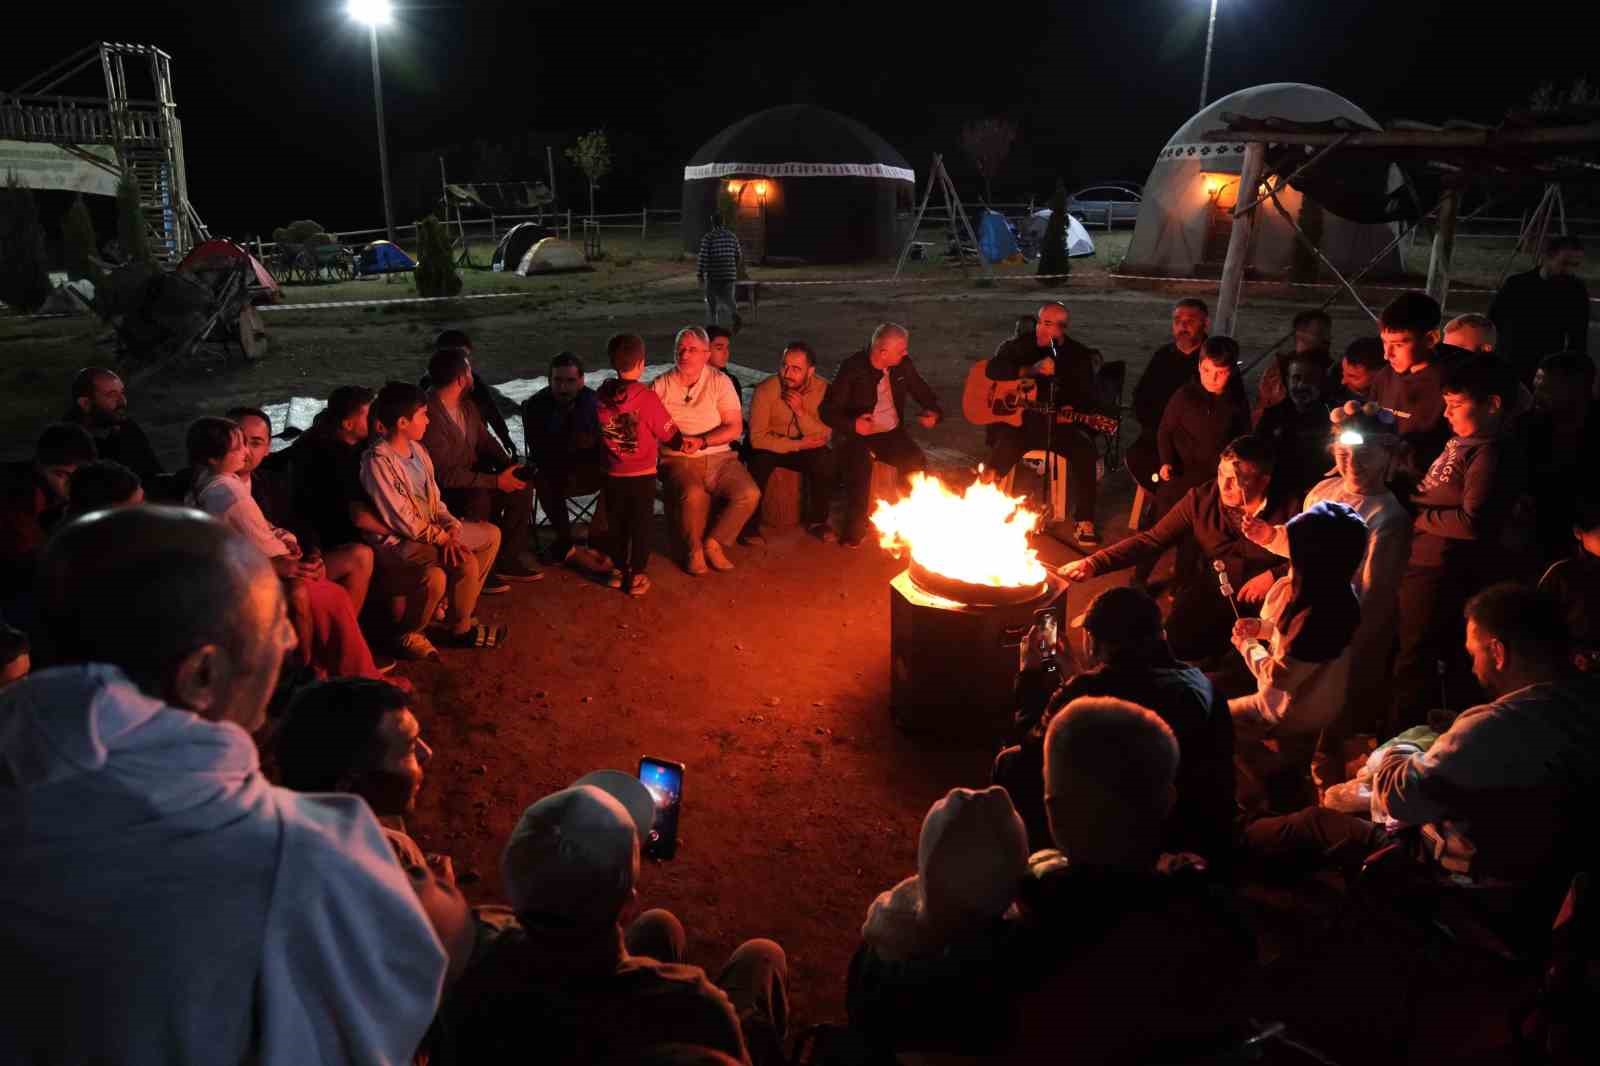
[
  {"x1": 820, "y1": 350, "x2": 943, "y2": 438},
  {"x1": 71, "y1": 416, "x2": 164, "y2": 482},
  {"x1": 1489, "y1": 268, "x2": 1591, "y2": 382},
  {"x1": 282, "y1": 430, "x2": 367, "y2": 549},
  {"x1": 521, "y1": 387, "x2": 601, "y2": 470},
  {"x1": 986, "y1": 334, "x2": 1104, "y2": 445},
  {"x1": 1254, "y1": 398, "x2": 1333, "y2": 502},
  {"x1": 1156, "y1": 381, "x2": 1251, "y2": 487},
  {"x1": 1132, "y1": 342, "x2": 1201, "y2": 431}
]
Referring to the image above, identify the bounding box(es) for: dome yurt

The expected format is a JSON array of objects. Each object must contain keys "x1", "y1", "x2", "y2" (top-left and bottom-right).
[
  {"x1": 1123, "y1": 83, "x2": 1401, "y2": 279},
  {"x1": 681, "y1": 105, "x2": 915, "y2": 264}
]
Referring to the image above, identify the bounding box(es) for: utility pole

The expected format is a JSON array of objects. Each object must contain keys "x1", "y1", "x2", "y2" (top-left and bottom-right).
[
  {"x1": 1200, "y1": 0, "x2": 1219, "y2": 111},
  {"x1": 368, "y1": 25, "x2": 395, "y2": 244}
]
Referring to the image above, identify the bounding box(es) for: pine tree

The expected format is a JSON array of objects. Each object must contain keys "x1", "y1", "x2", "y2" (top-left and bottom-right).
[
  {"x1": 116, "y1": 172, "x2": 153, "y2": 264},
  {"x1": 0, "y1": 172, "x2": 51, "y2": 312},
  {"x1": 62, "y1": 195, "x2": 99, "y2": 283},
  {"x1": 414, "y1": 215, "x2": 462, "y2": 298},
  {"x1": 1037, "y1": 181, "x2": 1070, "y2": 286}
]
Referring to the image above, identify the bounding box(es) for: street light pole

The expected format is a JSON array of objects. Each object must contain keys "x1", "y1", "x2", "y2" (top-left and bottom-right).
[
  {"x1": 1199, "y1": 0, "x2": 1218, "y2": 111},
  {"x1": 367, "y1": 23, "x2": 396, "y2": 244}
]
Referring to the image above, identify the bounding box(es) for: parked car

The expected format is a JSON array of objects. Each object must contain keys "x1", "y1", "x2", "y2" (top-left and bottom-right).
[{"x1": 1067, "y1": 183, "x2": 1143, "y2": 228}]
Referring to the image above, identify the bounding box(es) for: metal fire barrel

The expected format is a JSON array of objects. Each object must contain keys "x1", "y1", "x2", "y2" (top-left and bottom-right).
[{"x1": 888, "y1": 569, "x2": 1068, "y2": 740}]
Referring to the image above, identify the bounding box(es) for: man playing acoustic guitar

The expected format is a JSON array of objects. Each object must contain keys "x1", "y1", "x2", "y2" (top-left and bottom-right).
[{"x1": 980, "y1": 301, "x2": 1112, "y2": 545}]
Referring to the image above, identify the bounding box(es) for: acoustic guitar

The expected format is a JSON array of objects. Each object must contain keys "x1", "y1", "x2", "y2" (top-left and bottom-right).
[{"x1": 962, "y1": 359, "x2": 1120, "y2": 434}]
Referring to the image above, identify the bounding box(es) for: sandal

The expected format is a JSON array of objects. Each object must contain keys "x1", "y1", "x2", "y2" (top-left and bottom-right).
[
  {"x1": 441, "y1": 622, "x2": 508, "y2": 649},
  {"x1": 626, "y1": 573, "x2": 651, "y2": 597}
]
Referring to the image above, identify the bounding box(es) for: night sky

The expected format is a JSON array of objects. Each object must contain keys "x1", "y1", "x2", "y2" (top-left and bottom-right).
[{"x1": 4, "y1": 1, "x2": 1591, "y2": 238}]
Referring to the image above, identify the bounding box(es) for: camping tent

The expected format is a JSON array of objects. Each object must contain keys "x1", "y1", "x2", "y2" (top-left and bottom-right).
[
  {"x1": 976, "y1": 210, "x2": 1022, "y2": 263},
  {"x1": 515, "y1": 237, "x2": 588, "y2": 276},
  {"x1": 177, "y1": 239, "x2": 282, "y2": 304},
  {"x1": 357, "y1": 240, "x2": 417, "y2": 276},
  {"x1": 681, "y1": 104, "x2": 915, "y2": 263},
  {"x1": 1020, "y1": 210, "x2": 1097, "y2": 258},
  {"x1": 492, "y1": 222, "x2": 556, "y2": 272},
  {"x1": 1123, "y1": 83, "x2": 1401, "y2": 279}
]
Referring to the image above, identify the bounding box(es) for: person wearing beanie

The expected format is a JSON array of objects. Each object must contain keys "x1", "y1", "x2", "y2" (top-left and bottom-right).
[
  {"x1": 1229, "y1": 501, "x2": 1369, "y2": 816},
  {"x1": 847, "y1": 786, "x2": 1032, "y2": 1058},
  {"x1": 859, "y1": 786, "x2": 1028, "y2": 962},
  {"x1": 435, "y1": 772, "x2": 789, "y2": 1066},
  {"x1": 996, "y1": 585, "x2": 1236, "y2": 862}
]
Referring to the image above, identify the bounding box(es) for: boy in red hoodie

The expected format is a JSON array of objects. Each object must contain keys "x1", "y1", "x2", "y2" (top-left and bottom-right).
[{"x1": 597, "y1": 334, "x2": 681, "y2": 596}]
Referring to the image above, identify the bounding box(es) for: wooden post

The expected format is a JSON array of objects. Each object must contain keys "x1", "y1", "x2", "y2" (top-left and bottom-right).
[
  {"x1": 1425, "y1": 184, "x2": 1458, "y2": 311},
  {"x1": 642, "y1": 206, "x2": 648, "y2": 239},
  {"x1": 1213, "y1": 141, "x2": 1265, "y2": 338}
]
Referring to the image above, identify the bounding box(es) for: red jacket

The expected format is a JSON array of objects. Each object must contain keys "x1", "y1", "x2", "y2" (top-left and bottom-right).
[{"x1": 597, "y1": 379, "x2": 678, "y2": 477}]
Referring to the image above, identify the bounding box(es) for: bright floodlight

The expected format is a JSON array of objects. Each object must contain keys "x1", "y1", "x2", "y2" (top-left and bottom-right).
[
  {"x1": 1338, "y1": 430, "x2": 1365, "y2": 446},
  {"x1": 349, "y1": 0, "x2": 392, "y2": 26}
]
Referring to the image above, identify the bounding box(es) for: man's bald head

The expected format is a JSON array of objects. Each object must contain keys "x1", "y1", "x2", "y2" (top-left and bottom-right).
[{"x1": 35, "y1": 506, "x2": 292, "y2": 728}]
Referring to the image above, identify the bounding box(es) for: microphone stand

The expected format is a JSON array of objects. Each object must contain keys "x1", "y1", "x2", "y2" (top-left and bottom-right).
[{"x1": 1041, "y1": 337, "x2": 1060, "y2": 531}]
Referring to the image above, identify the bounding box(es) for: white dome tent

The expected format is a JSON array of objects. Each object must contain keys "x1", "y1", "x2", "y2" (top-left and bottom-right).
[{"x1": 1123, "y1": 83, "x2": 1401, "y2": 280}]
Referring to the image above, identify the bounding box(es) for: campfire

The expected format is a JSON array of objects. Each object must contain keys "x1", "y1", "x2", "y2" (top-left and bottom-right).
[{"x1": 870, "y1": 473, "x2": 1049, "y2": 605}]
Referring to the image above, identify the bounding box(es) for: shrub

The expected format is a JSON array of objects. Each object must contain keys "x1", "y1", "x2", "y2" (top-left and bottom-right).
[
  {"x1": 414, "y1": 215, "x2": 462, "y2": 298},
  {"x1": 0, "y1": 172, "x2": 51, "y2": 312},
  {"x1": 1037, "y1": 180, "x2": 1070, "y2": 286},
  {"x1": 116, "y1": 172, "x2": 154, "y2": 264},
  {"x1": 62, "y1": 195, "x2": 98, "y2": 282}
]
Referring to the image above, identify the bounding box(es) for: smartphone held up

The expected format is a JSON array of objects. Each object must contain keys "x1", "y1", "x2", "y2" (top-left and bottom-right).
[{"x1": 638, "y1": 756, "x2": 685, "y2": 860}]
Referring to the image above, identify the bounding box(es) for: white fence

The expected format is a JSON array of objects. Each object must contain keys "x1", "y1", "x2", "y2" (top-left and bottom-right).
[{"x1": 253, "y1": 209, "x2": 686, "y2": 257}]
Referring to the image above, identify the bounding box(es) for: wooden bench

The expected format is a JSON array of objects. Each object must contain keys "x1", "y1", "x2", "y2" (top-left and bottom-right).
[
  {"x1": 734, "y1": 280, "x2": 761, "y2": 321},
  {"x1": 757, "y1": 459, "x2": 900, "y2": 532}
]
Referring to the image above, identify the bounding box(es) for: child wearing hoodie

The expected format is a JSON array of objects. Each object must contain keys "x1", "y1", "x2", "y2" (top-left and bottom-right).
[
  {"x1": 1229, "y1": 500, "x2": 1369, "y2": 814},
  {"x1": 597, "y1": 334, "x2": 681, "y2": 596}
]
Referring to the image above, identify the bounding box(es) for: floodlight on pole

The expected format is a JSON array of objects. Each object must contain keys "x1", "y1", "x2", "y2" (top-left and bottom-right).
[
  {"x1": 350, "y1": 0, "x2": 397, "y2": 243},
  {"x1": 1199, "y1": 0, "x2": 1219, "y2": 111}
]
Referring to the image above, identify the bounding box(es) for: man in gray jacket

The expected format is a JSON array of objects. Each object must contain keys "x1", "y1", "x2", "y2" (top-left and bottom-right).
[
  {"x1": 0, "y1": 507, "x2": 452, "y2": 1065},
  {"x1": 422, "y1": 347, "x2": 541, "y2": 584}
]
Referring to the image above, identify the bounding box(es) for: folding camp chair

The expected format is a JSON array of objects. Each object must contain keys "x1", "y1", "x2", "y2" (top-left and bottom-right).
[
  {"x1": 530, "y1": 491, "x2": 602, "y2": 552},
  {"x1": 1095, "y1": 359, "x2": 1128, "y2": 472}
]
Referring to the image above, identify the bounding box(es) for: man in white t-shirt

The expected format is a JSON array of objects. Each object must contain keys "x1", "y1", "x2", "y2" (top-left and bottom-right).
[{"x1": 653, "y1": 326, "x2": 761, "y2": 574}]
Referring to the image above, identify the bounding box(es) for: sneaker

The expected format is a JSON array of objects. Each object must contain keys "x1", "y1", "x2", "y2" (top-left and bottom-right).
[
  {"x1": 686, "y1": 550, "x2": 709, "y2": 576},
  {"x1": 495, "y1": 560, "x2": 544, "y2": 582},
  {"x1": 738, "y1": 531, "x2": 766, "y2": 547},
  {"x1": 625, "y1": 573, "x2": 651, "y2": 597},
  {"x1": 373, "y1": 654, "x2": 398, "y2": 675},
  {"x1": 1074, "y1": 521, "x2": 1101, "y2": 546},
  {"x1": 703, "y1": 538, "x2": 735, "y2": 571},
  {"x1": 480, "y1": 576, "x2": 511, "y2": 595},
  {"x1": 394, "y1": 632, "x2": 440, "y2": 662},
  {"x1": 808, "y1": 523, "x2": 839, "y2": 543}
]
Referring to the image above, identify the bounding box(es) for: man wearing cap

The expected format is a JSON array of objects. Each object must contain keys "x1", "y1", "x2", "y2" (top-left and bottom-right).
[
  {"x1": 437, "y1": 771, "x2": 789, "y2": 1065},
  {"x1": 993, "y1": 585, "x2": 1236, "y2": 864}
]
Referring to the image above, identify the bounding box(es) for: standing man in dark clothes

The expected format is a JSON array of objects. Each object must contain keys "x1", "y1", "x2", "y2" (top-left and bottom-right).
[
  {"x1": 983, "y1": 301, "x2": 1108, "y2": 544},
  {"x1": 820, "y1": 323, "x2": 944, "y2": 548},
  {"x1": 1369, "y1": 291, "x2": 1468, "y2": 489},
  {"x1": 1490, "y1": 235, "x2": 1590, "y2": 384},
  {"x1": 1390, "y1": 355, "x2": 1528, "y2": 731},
  {"x1": 1154, "y1": 336, "x2": 1251, "y2": 513},
  {"x1": 521, "y1": 352, "x2": 607, "y2": 566},
  {"x1": 64, "y1": 367, "x2": 163, "y2": 482},
  {"x1": 1128, "y1": 298, "x2": 1210, "y2": 486},
  {"x1": 422, "y1": 347, "x2": 541, "y2": 584},
  {"x1": 1254, "y1": 353, "x2": 1334, "y2": 502},
  {"x1": 696, "y1": 213, "x2": 744, "y2": 331},
  {"x1": 1525, "y1": 351, "x2": 1600, "y2": 564},
  {"x1": 993, "y1": 586, "x2": 1235, "y2": 863},
  {"x1": 1061, "y1": 435, "x2": 1293, "y2": 663}
]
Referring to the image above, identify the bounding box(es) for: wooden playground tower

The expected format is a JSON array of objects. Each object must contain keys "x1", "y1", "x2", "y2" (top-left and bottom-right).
[{"x1": 1, "y1": 41, "x2": 206, "y2": 260}]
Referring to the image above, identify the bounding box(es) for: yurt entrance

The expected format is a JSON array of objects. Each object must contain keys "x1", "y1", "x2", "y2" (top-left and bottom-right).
[
  {"x1": 1199, "y1": 172, "x2": 1256, "y2": 268},
  {"x1": 728, "y1": 179, "x2": 772, "y2": 263}
]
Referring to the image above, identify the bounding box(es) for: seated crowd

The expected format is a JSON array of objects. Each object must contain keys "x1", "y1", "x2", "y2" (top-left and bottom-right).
[{"x1": 2, "y1": 240, "x2": 1597, "y2": 1064}]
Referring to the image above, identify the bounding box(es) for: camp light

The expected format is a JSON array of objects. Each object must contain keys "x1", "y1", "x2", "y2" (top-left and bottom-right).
[
  {"x1": 348, "y1": 0, "x2": 392, "y2": 26},
  {"x1": 1338, "y1": 430, "x2": 1365, "y2": 446}
]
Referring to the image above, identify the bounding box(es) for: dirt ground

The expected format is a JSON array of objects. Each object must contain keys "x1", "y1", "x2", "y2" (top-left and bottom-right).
[{"x1": 1, "y1": 258, "x2": 1556, "y2": 1057}]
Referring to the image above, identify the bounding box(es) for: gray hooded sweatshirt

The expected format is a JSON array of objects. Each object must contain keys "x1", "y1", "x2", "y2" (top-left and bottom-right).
[{"x1": 0, "y1": 664, "x2": 446, "y2": 1065}]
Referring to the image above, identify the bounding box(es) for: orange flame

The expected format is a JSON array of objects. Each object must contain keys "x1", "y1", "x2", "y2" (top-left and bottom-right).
[{"x1": 870, "y1": 473, "x2": 1047, "y2": 588}]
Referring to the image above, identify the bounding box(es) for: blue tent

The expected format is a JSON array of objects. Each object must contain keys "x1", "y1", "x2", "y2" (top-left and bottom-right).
[
  {"x1": 357, "y1": 240, "x2": 417, "y2": 276},
  {"x1": 976, "y1": 210, "x2": 1021, "y2": 263}
]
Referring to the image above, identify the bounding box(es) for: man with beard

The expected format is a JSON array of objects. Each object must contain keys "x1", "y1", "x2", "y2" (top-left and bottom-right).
[
  {"x1": 65, "y1": 367, "x2": 163, "y2": 481},
  {"x1": 522, "y1": 352, "x2": 609, "y2": 568},
  {"x1": 1253, "y1": 353, "x2": 1334, "y2": 502},
  {"x1": 746, "y1": 341, "x2": 837, "y2": 542},
  {"x1": 1128, "y1": 298, "x2": 1210, "y2": 490}
]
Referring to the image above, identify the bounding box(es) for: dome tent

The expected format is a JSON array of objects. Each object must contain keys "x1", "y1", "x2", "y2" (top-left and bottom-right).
[
  {"x1": 492, "y1": 222, "x2": 556, "y2": 272},
  {"x1": 515, "y1": 237, "x2": 588, "y2": 276},
  {"x1": 681, "y1": 105, "x2": 915, "y2": 264},
  {"x1": 356, "y1": 240, "x2": 416, "y2": 276},
  {"x1": 1020, "y1": 210, "x2": 1097, "y2": 258},
  {"x1": 1123, "y1": 83, "x2": 1400, "y2": 279}
]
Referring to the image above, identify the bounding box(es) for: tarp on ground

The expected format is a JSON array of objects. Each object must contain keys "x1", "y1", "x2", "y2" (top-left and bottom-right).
[
  {"x1": 39, "y1": 279, "x2": 95, "y2": 315},
  {"x1": 178, "y1": 239, "x2": 283, "y2": 303},
  {"x1": 515, "y1": 237, "x2": 588, "y2": 276},
  {"x1": 357, "y1": 240, "x2": 417, "y2": 275},
  {"x1": 1021, "y1": 210, "x2": 1097, "y2": 257},
  {"x1": 976, "y1": 210, "x2": 1023, "y2": 263}
]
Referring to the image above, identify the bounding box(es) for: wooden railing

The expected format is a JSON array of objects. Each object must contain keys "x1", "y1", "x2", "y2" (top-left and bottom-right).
[{"x1": 0, "y1": 94, "x2": 164, "y2": 145}]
